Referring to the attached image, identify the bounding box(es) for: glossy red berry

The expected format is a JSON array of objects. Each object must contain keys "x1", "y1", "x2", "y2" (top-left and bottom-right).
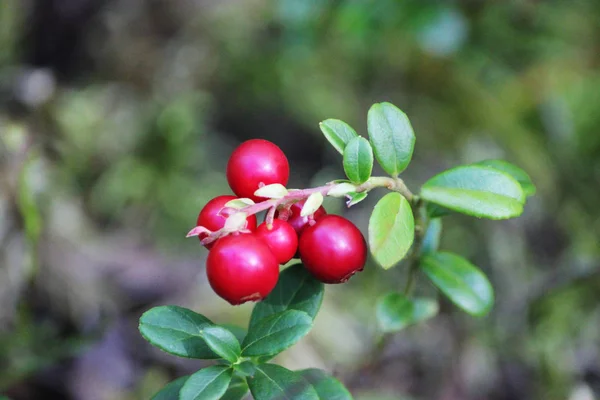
[
  {"x1": 226, "y1": 139, "x2": 290, "y2": 202},
  {"x1": 255, "y1": 219, "x2": 298, "y2": 265},
  {"x1": 279, "y1": 200, "x2": 327, "y2": 236},
  {"x1": 196, "y1": 195, "x2": 257, "y2": 249},
  {"x1": 299, "y1": 215, "x2": 367, "y2": 284},
  {"x1": 206, "y1": 234, "x2": 279, "y2": 305}
]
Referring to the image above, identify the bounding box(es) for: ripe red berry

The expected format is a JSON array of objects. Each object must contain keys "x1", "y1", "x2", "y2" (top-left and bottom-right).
[
  {"x1": 226, "y1": 139, "x2": 290, "y2": 202},
  {"x1": 206, "y1": 234, "x2": 279, "y2": 305},
  {"x1": 299, "y1": 215, "x2": 367, "y2": 284},
  {"x1": 196, "y1": 195, "x2": 257, "y2": 249},
  {"x1": 279, "y1": 200, "x2": 327, "y2": 236},
  {"x1": 255, "y1": 219, "x2": 298, "y2": 265}
]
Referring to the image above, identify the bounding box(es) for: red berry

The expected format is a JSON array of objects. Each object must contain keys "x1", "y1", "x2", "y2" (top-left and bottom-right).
[
  {"x1": 279, "y1": 200, "x2": 327, "y2": 236},
  {"x1": 226, "y1": 139, "x2": 290, "y2": 202},
  {"x1": 196, "y1": 195, "x2": 257, "y2": 249},
  {"x1": 206, "y1": 234, "x2": 279, "y2": 305},
  {"x1": 255, "y1": 219, "x2": 298, "y2": 265},
  {"x1": 299, "y1": 215, "x2": 367, "y2": 284}
]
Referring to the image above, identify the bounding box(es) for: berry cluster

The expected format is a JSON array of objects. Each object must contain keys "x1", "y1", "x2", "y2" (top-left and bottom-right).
[{"x1": 191, "y1": 139, "x2": 367, "y2": 305}]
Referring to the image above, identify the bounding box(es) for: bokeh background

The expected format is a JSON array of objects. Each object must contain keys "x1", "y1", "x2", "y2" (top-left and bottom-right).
[{"x1": 1, "y1": 0, "x2": 600, "y2": 399}]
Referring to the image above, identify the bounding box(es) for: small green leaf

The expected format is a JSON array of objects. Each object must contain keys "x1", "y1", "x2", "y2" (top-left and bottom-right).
[
  {"x1": 421, "y1": 218, "x2": 442, "y2": 255},
  {"x1": 301, "y1": 192, "x2": 325, "y2": 217},
  {"x1": 200, "y1": 326, "x2": 241, "y2": 363},
  {"x1": 474, "y1": 159, "x2": 536, "y2": 197},
  {"x1": 151, "y1": 375, "x2": 189, "y2": 400},
  {"x1": 425, "y1": 203, "x2": 453, "y2": 219},
  {"x1": 250, "y1": 264, "x2": 324, "y2": 328},
  {"x1": 243, "y1": 310, "x2": 312, "y2": 357},
  {"x1": 421, "y1": 252, "x2": 494, "y2": 316},
  {"x1": 179, "y1": 366, "x2": 233, "y2": 400},
  {"x1": 367, "y1": 102, "x2": 416, "y2": 176},
  {"x1": 420, "y1": 165, "x2": 525, "y2": 219},
  {"x1": 376, "y1": 293, "x2": 438, "y2": 332},
  {"x1": 248, "y1": 364, "x2": 319, "y2": 400},
  {"x1": 346, "y1": 192, "x2": 368, "y2": 207},
  {"x1": 343, "y1": 136, "x2": 373, "y2": 184},
  {"x1": 299, "y1": 369, "x2": 353, "y2": 400},
  {"x1": 233, "y1": 360, "x2": 257, "y2": 377},
  {"x1": 368, "y1": 193, "x2": 415, "y2": 269},
  {"x1": 319, "y1": 119, "x2": 359, "y2": 154},
  {"x1": 139, "y1": 306, "x2": 218, "y2": 359},
  {"x1": 221, "y1": 375, "x2": 249, "y2": 400},
  {"x1": 254, "y1": 183, "x2": 289, "y2": 199}
]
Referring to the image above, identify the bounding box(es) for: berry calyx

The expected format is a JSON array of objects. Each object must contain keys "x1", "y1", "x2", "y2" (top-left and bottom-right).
[
  {"x1": 299, "y1": 215, "x2": 367, "y2": 284},
  {"x1": 196, "y1": 195, "x2": 257, "y2": 249},
  {"x1": 255, "y1": 219, "x2": 298, "y2": 265},
  {"x1": 206, "y1": 234, "x2": 279, "y2": 305},
  {"x1": 279, "y1": 200, "x2": 327, "y2": 236},
  {"x1": 226, "y1": 139, "x2": 290, "y2": 202}
]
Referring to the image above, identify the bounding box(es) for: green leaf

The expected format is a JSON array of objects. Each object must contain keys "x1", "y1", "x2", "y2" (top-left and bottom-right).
[
  {"x1": 250, "y1": 264, "x2": 324, "y2": 328},
  {"x1": 367, "y1": 102, "x2": 415, "y2": 176},
  {"x1": 376, "y1": 293, "x2": 438, "y2": 332},
  {"x1": 221, "y1": 324, "x2": 247, "y2": 344},
  {"x1": 421, "y1": 252, "x2": 494, "y2": 316},
  {"x1": 368, "y1": 193, "x2": 415, "y2": 269},
  {"x1": 299, "y1": 369, "x2": 353, "y2": 400},
  {"x1": 233, "y1": 360, "x2": 257, "y2": 377},
  {"x1": 346, "y1": 192, "x2": 368, "y2": 207},
  {"x1": 421, "y1": 218, "x2": 442, "y2": 255},
  {"x1": 319, "y1": 119, "x2": 359, "y2": 154},
  {"x1": 151, "y1": 376, "x2": 189, "y2": 400},
  {"x1": 420, "y1": 165, "x2": 525, "y2": 219},
  {"x1": 139, "y1": 306, "x2": 218, "y2": 359},
  {"x1": 248, "y1": 364, "x2": 319, "y2": 400},
  {"x1": 200, "y1": 326, "x2": 242, "y2": 363},
  {"x1": 243, "y1": 310, "x2": 313, "y2": 357},
  {"x1": 179, "y1": 366, "x2": 233, "y2": 400},
  {"x1": 474, "y1": 159, "x2": 536, "y2": 197},
  {"x1": 222, "y1": 375, "x2": 249, "y2": 400},
  {"x1": 343, "y1": 136, "x2": 373, "y2": 184},
  {"x1": 425, "y1": 203, "x2": 453, "y2": 219}
]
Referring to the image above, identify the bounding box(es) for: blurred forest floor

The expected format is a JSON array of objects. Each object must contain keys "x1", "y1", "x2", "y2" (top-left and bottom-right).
[{"x1": 1, "y1": 1, "x2": 600, "y2": 399}]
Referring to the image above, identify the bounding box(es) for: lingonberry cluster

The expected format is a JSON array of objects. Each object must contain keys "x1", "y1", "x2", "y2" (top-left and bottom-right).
[{"x1": 190, "y1": 139, "x2": 367, "y2": 305}]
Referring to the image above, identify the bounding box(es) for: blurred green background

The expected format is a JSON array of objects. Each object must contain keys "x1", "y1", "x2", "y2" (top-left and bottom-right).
[{"x1": 1, "y1": 0, "x2": 599, "y2": 399}]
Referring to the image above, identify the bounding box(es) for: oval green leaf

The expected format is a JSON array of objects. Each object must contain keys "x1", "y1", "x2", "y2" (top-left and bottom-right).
[
  {"x1": 421, "y1": 218, "x2": 442, "y2": 255},
  {"x1": 179, "y1": 366, "x2": 233, "y2": 400},
  {"x1": 249, "y1": 364, "x2": 319, "y2": 400},
  {"x1": 368, "y1": 193, "x2": 415, "y2": 269},
  {"x1": 343, "y1": 136, "x2": 373, "y2": 184},
  {"x1": 376, "y1": 293, "x2": 438, "y2": 333},
  {"x1": 367, "y1": 102, "x2": 415, "y2": 176},
  {"x1": 243, "y1": 310, "x2": 313, "y2": 357},
  {"x1": 474, "y1": 159, "x2": 536, "y2": 197},
  {"x1": 151, "y1": 375, "x2": 189, "y2": 400},
  {"x1": 221, "y1": 375, "x2": 249, "y2": 400},
  {"x1": 420, "y1": 165, "x2": 525, "y2": 219},
  {"x1": 200, "y1": 326, "x2": 241, "y2": 363},
  {"x1": 319, "y1": 119, "x2": 358, "y2": 154},
  {"x1": 139, "y1": 306, "x2": 218, "y2": 359},
  {"x1": 250, "y1": 264, "x2": 324, "y2": 328},
  {"x1": 421, "y1": 252, "x2": 494, "y2": 316},
  {"x1": 426, "y1": 202, "x2": 453, "y2": 219},
  {"x1": 346, "y1": 191, "x2": 368, "y2": 207},
  {"x1": 299, "y1": 369, "x2": 353, "y2": 400}
]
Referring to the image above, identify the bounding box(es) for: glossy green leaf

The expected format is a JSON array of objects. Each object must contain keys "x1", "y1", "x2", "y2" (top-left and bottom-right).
[
  {"x1": 346, "y1": 191, "x2": 368, "y2": 207},
  {"x1": 250, "y1": 264, "x2": 324, "y2": 328},
  {"x1": 367, "y1": 102, "x2": 415, "y2": 176},
  {"x1": 139, "y1": 306, "x2": 218, "y2": 359},
  {"x1": 200, "y1": 326, "x2": 241, "y2": 363},
  {"x1": 221, "y1": 324, "x2": 247, "y2": 344},
  {"x1": 221, "y1": 375, "x2": 249, "y2": 400},
  {"x1": 376, "y1": 293, "x2": 438, "y2": 332},
  {"x1": 179, "y1": 366, "x2": 232, "y2": 400},
  {"x1": 319, "y1": 119, "x2": 359, "y2": 154},
  {"x1": 299, "y1": 369, "x2": 353, "y2": 400},
  {"x1": 425, "y1": 202, "x2": 453, "y2": 219},
  {"x1": 421, "y1": 218, "x2": 442, "y2": 255},
  {"x1": 474, "y1": 159, "x2": 536, "y2": 197},
  {"x1": 420, "y1": 165, "x2": 525, "y2": 219},
  {"x1": 151, "y1": 375, "x2": 189, "y2": 400},
  {"x1": 421, "y1": 252, "x2": 494, "y2": 316},
  {"x1": 233, "y1": 360, "x2": 257, "y2": 377},
  {"x1": 343, "y1": 136, "x2": 373, "y2": 184},
  {"x1": 248, "y1": 364, "x2": 319, "y2": 400},
  {"x1": 243, "y1": 310, "x2": 312, "y2": 357},
  {"x1": 368, "y1": 193, "x2": 415, "y2": 269}
]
